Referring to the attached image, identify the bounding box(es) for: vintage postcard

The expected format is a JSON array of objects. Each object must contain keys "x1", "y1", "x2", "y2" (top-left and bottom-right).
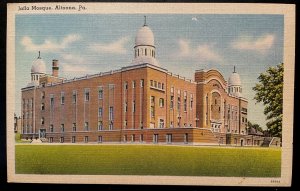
[{"x1": 7, "y1": 3, "x2": 295, "y2": 186}]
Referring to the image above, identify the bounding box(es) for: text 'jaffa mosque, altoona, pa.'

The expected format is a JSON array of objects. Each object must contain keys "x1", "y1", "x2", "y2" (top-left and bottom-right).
[{"x1": 20, "y1": 18, "x2": 281, "y2": 146}]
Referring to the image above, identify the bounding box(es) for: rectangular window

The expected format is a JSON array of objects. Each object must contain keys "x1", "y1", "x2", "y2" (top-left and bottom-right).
[
  {"x1": 98, "y1": 121, "x2": 103, "y2": 131},
  {"x1": 151, "y1": 96, "x2": 155, "y2": 118},
  {"x1": 170, "y1": 96, "x2": 174, "y2": 109},
  {"x1": 177, "y1": 97, "x2": 181, "y2": 112},
  {"x1": 151, "y1": 106, "x2": 155, "y2": 118},
  {"x1": 98, "y1": 136, "x2": 102, "y2": 143},
  {"x1": 85, "y1": 89, "x2": 90, "y2": 101},
  {"x1": 153, "y1": 134, "x2": 158, "y2": 143},
  {"x1": 72, "y1": 91, "x2": 77, "y2": 103},
  {"x1": 132, "y1": 101, "x2": 136, "y2": 113},
  {"x1": 162, "y1": 83, "x2": 164, "y2": 90},
  {"x1": 84, "y1": 136, "x2": 89, "y2": 143},
  {"x1": 171, "y1": 87, "x2": 174, "y2": 94},
  {"x1": 50, "y1": 96, "x2": 54, "y2": 107},
  {"x1": 190, "y1": 94, "x2": 193, "y2": 110},
  {"x1": 60, "y1": 137, "x2": 64, "y2": 143},
  {"x1": 159, "y1": 98, "x2": 164, "y2": 107},
  {"x1": 41, "y1": 103, "x2": 45, "y2": 111},
  {"x1": 72, "y1": 123, "x2": 76, "y2": 132},
  {"x1": 166, "y1": 134, "x2": 172, "y2": 143},
  {"x1": 41, "y1": 91, "x2": 45, "y2": 99},
  {"x1": 124, "y1": 120, "x2": 127, "y2": 128},
  {"x1": 159, "y1": 119, "x2": 164, "y2": 128},
  {"x1": 50, "y1": 124, "x2": 54, "y2": 132},
  {"x1": 131, "y1": 134, "x2": 135, "y2": 142},
  {"x1": 140, "y1": 134, "x2": 144, "y2": 142},
  {"x1": 109, "y1": 106, "x2": 114, "y2": 121},
  {"x1": 124, "y1": 102, "x2": 128, "y2": 112},
  {"x1": 98, "y1": 86, "x2": 103, "y2": 99},
  {"x1": 72, "y1": 136, "x2": 76, "y2": 143},
  {"x1": 41, "y1": 117, "x2": 44, "y2": 125},
  {"x1": 29, "y1": 99, "x2": 33, "y2": 109},
  {"x1": 132, "y1": 81, "x2": 136, "y2": 88},
  {"x1": 61, "y1": 92, "x2": 65, "y2": 104},
  {"x1": 109, "y1": 122, "x2": 113, "y2": 130},
  {"x1": 124, "y1": 82, "x2": 128, "y2": 90},
  {"x1": 154, "y1": 81, "x2": 157, "y2": 88},
  {"x1": 184, "y1": 98, "x2": 187, "y2": 112},
  {"x1": 98, "y1": 107, "x2": 103, "y2": 118},
  {"x1": 140, "y1": 79, "x2": 144, "y2": 87},
  {"x1": 150, "y1": 80, "x2": 153, "y2": 87},
  {"x1": 123, "y1": 135, "x2": 127, "y2": 142},
  {"x1": 84, "y1": 122, "x2": 89, "y2": 131},
  {"x1": 158, "y1": 82, "x2": 161, "y2": 89},
  {"x1": 61, "y1": 124, "x2": 64, "y2": 132},
  {"x1": 151, "y1": 96, "x2": 155, "y2": 104},
  {"x1": 49, "y1": 137, "x2": 53, "y2": 143}
]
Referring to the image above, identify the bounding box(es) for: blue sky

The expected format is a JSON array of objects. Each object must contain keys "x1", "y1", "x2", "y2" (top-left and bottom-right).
[{"x1": 15, "y1": 14, "x2": 284, "y2": 129}]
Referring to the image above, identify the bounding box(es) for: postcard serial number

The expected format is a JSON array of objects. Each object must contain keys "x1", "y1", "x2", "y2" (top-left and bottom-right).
[{"x1": 18, "y1": 5, "x2": 86, "y2": 11}]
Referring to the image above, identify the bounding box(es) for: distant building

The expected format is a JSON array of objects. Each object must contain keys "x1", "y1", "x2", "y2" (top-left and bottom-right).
[
  {"x1": 14, "y1": 113, "x2": 21, "y2": 133},
  {"x1": 20, "y1": 19, "x2": 280, "y2": 146}
]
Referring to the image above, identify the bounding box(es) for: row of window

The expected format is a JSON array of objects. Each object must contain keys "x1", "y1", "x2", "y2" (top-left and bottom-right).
[
  {"x1": 134, "y1": 48, "x2": 155, "y2": 58},
  {"x1": 47, "y1": 121, "x2": 114, "y2": 132},
  {"x1": 40, "y1": 86, "x2": 108, "y2": 108},
  {"x1": 22, "y1": 99, "x2": 33, "y2": 110},
  {"x1": 49, "y1": 133, "x2": 189, "y2": 144},
  {"x1": 229, "y1": 86, "x2": 242, "y2": 94},
  {"x1": 150, "y1": 94, "x2": 193, "y2": 118},
  {"x1": 124, "y1": 79, "x2": 144, "y2": 90},
  {"x1": 150, "y1": 80, "x2": 165, "y2": 90}
]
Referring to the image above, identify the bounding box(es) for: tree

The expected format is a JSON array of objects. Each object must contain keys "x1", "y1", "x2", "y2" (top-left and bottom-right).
[
  {"x1": 253, "y1": 63, "x2": 283, "y2": 138},
  {"x1": 247, "y1": 121, "x2": 263, "y2": 132}
]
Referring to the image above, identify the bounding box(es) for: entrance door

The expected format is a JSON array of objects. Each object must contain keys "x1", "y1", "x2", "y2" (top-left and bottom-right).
[
  {"x1": 39, "y1": 129, "x2": 46, "y2": 139},
  {"x1": 240, "y1": 139, "x2": 244, "y2": 146}
]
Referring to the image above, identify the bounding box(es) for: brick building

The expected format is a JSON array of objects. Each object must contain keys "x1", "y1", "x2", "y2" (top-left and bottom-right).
[{"x1": 20, "y1": 20, "x2": 278, "y2": 146}]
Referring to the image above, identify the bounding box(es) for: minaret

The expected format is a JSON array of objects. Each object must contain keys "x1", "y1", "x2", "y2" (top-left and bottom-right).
[
  {"x1": 132, "y1": 17, "x2": 159, "y2": 66},
  {"x1": 29, "y1": 51, "x2": 46, "y2": 86}
]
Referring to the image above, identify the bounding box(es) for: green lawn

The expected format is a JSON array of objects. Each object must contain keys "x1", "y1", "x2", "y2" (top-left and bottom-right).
[{"x1": 15, "y1": 144, "x2": 281, "y2": 177}]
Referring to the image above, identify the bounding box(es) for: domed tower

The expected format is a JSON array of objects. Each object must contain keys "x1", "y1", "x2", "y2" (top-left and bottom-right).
[
  {"x1": 29, "y1": 51, "x2": 46, "y2": 86},
  {"x1": 228, "y1": 66, "x2": 243, "y2": 97},
  {"x1": 132, "y1": 16, "x2": 159, "y2": 66}
]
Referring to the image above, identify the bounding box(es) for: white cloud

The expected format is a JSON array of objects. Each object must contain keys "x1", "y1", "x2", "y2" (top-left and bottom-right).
[
  {"x1": 61, "y1": 63, "x2": 91, "y2": 78},
  {"x1": 59, "y1": 53, "x2": 92, "y2": 78},
  {"x1": 231, "y1": 34, "x2": 275, "y2": 54},
  {"x1": 177, "y1": 39, "x2": 222, "y2": 63},
  {"x1": 192, "y1": 17, "x2": 198, "y2": 21},
  {"x1": 195, "y1": 44, "x2": 222, "y2": 62},
  {"x1": 21, "y1": 34, "x2": 81, "y2": 52},
  {"x1": 89, "y1": 37, "x2": 129, "y2": 54},
  {"x1": 61, "y1": 53, "x2": 85, "y2": 64},
  {"x1": 178, "y1": 39, "x2": 191, "y2": 57}
]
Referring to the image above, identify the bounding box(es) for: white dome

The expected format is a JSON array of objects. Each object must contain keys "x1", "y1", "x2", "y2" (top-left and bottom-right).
[
  {"x1": 228, "y1": 72, "x2": 241, "y2": 86},
  {"x1": 132, "y1": 56, "x2": 159, "y2": 67},
  {"x1": 31, "y1": 58, "x2": 46, "y2": 74},
  {"x1": 135, "y1": 26, "x2": 155, "y2": 46}
]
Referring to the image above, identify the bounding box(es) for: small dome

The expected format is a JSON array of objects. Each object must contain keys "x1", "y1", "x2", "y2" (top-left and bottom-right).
[
  {"x1": 135, "y1": 26, "x2": 155, "y2": 46},
  {"x1": 132, "y1": 56, "x2": 159, "y2": 67},
  {"x1": 31, "y1": 57, "x2": 46, "y2": 74},
  {"x1": 228, "y1": 72, "x2": 241, "y2": 86}
]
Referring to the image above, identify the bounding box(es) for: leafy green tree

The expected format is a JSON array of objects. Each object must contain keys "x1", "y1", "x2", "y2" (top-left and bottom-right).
[
  {"x1": 253, "y1": 63, "x2": 283, "y2": 138},
  {"x1": 247, "y1": 121, "x2": 263, "y2": 132}
]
